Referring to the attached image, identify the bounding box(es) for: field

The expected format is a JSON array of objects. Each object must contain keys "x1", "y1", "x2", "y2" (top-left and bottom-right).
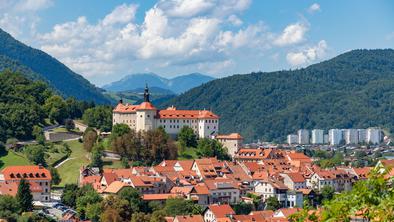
[
  {"x1": 56, "y1": 140, "x2": 89, "y2": 187},
  {"x1": 0, "y1": 150, "x2": 31, "y2": 170}
]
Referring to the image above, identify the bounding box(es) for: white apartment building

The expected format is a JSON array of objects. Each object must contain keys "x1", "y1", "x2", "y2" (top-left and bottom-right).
[
  {"x1": 328, "y1": 129, "x2": 343, "y2": 145},
  {"x1": 311, "y1": 129, "x2": 324, "y2": 144},
  {"x1": 367, "y1": 128, "x2": 381, "y2": 144},
  {"x1": 297, "y1": 129, "x2": 310, "y2": 145},
  {"x1": 287, "y1": 134, "x2": 298, "y2": 145},
  {"x1": 358, "y1": 129, "x2": 367, "y2": 143},
  {"x1": 113, "y1": 86, "x2": 219, "y2": 138},
  {"x1": 344, "y1": 129, "x2": 358, "y2": 144}
]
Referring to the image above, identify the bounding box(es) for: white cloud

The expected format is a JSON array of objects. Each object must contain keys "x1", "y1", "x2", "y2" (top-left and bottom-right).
[
  {"x1": 102, "y1": 3, "x2": 138, "y2": 26},
  {"x1": 14, "y1": 0, "x2": 52, "y2": 12},
  {"x1": 286, "y1": 40, "x2": 328, "y2": 66},
  {"x1": 308, "y1": 3, "x2": 321, "y2": 13},
  {"x1": 227, "y1": 15, "x2": 243, "y2": 26},
  {"x1": 157, "y1": 0, "x2": 214, "y2": 17},
  {"x1": 274, "y1": 23, "x2": 308, "y2": 46}
]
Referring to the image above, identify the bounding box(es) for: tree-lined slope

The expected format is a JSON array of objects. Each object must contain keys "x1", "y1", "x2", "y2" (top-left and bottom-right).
[
  {"x1": 0, "y1": 28, "x2": 110, "y2": 104},
  {"x1": 161, "y1": 49, "x2": 394, "y2": 142}
]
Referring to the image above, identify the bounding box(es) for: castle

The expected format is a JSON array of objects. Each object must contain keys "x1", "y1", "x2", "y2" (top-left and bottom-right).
[{"x1": 112, "y1": 85, "x2": 219, "y2": 138}]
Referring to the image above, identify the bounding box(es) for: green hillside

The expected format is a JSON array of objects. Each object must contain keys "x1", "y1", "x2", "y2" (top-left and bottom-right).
[
  {"x1": 160, "y1": 49, "x2": 394, "y2": 142},
  {"x1": 0, "y1": 28, "x2": 111, "y2": 104}
]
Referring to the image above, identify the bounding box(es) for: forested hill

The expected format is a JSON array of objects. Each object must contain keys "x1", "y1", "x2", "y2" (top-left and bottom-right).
[
  {"x1": 160, "y1": 49, "x2": 394, "y2": 142},
  {"x1": 0, "y1": 28, "x2": 111, "y2": 104}
]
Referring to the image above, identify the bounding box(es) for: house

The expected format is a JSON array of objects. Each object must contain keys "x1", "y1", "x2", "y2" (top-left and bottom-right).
[
  {"x1": 0, "y1": 165, "x2": 52, "y2": 202},
  {"x1": 254, "y1": 178, "x2": 289, "y2": 207},
  {"x1": 309, "y1": 171, "x2": 336, "y2": 191},
  {"x1": 280, "y1": 172, "x2": 306, "y2": 190},
  {"x1": 191, "y1": 183, "x2": 210, "y2": 205},
  {"x1": 173, "y1": 215, "x2": 204, "y2": 222},
  {"x1": 203, "y1": 204, "x2": 235, "y2": 222},
  {"x1": 204, "y1": 178, "x2": 240, "y2": 204}
]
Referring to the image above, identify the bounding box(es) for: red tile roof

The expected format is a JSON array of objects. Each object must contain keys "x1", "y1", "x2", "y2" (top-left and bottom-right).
[
  {"x1": 0, "y1": 181, "x2": 18, "y2": 196},
  {"x1": 216, "y1": 133, "x2": 243, "y2": 140},
  {"x1": 193, "y1": 183, "x2": 209, "y2": 195},
  {"x1": 2, "y1": 165, "x2": 51, "y2": 181},
  {"x1": 158, "y1": 109, "x2": 219, "y2": 119},
  {"x1": 208, "y1": 204, "x2": 235, "y2": 218},
  {"x1": 142, "y1": 193, "x2": 180, "y2": 201},
  {"x1": 113, "y1": 103, "x2": 139, "y2": 113},
  {"x1": 174, "y1": 215, "x2": 204, "y2": 222},
  {"x1": 284, "y1": 172, "x2": 305, "y2": 183},
  {"x1": 136, "y1": 102, "x2": 157, "y2": 110}
]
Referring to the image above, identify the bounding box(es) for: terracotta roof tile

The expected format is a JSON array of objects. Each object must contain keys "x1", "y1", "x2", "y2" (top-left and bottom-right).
[
  {"x1": 2, "y1": 165, "x2": 51, "y2": 181},
  {"x1": 174, "y1": 215, "x2": 204, "y2": 222},
  {"x1": 216, "y1": 133, "x2": 243, "y2": 140},
  {"x1": 208, "y1": 204, "x2": 235, "y2": 218}
]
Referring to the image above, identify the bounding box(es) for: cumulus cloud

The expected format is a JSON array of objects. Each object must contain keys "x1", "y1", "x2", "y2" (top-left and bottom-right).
[
  {"x1": 274, "y1": 23, "x2": 308, "y2": 46},
  {"x1": 102, "y1": 4, "x2": 138, "y2": 26},
  {"x1": 227, "y1": 15, "x2": 243, "y2": 26},
  {"x1": 286, "y1": 40, "x2": 328, "y2": 66},
  {"x1": 308, "y1": 3, "x2": 321, "y2": 13}
]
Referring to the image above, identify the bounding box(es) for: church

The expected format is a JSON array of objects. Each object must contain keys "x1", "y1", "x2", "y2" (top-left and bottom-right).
[{"x1": 112, "y1": 86, "x2": 219, "y2": 138}]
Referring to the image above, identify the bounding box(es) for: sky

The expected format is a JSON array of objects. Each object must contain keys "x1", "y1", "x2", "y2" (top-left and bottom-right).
[{"x1": 0, "y1": 0, "x2": 393, "y2": 86}]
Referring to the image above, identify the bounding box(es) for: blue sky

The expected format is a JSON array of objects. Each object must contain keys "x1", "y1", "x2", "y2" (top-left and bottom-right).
[{"x1": 0, "y1": 0, "x2": 393, "y2": 86}]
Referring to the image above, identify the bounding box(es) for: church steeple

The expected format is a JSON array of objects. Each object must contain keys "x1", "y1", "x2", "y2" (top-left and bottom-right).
[{"x1": 144, "y1": 84, "x2": 150, "y2": 102}]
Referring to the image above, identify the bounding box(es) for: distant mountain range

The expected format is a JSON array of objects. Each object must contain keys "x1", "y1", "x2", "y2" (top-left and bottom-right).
[
  {"x1": 103, "y1": 72, "x2": 215, "y2": 94},
  {"x1": 160, "y1": 49, "x2": 394, "y2": 142},
  {"x1": 0, "y1": 28, "x2": 111, "y2": 104}
]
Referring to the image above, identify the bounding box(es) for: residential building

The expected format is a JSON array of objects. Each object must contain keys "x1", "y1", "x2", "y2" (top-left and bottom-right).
[
  {"x1": 254, "y1": 179, "x2": 288, "y2": 207},
  {"x1": 204, "y1": 178, "x2": 240, "y2": 204},
  {"x1": 280, "y1": 172, "x2": 307, "y2": 190},
  {"x1": 367, "y1": 128, "x2": 381, "y2": 144},
  {"x1": 287, "y1": 134, "x2": 298, "y2": 145},
  {"x1": 344, "y1": 129, "x2": 358, "y2": 144},
  {"x1": 328, "y1": 129, "x2": 343, "y2": 145},
  {"x1": 113, "y1": 85, "x2": 219, "y2": 138},
  {"x1": 358, "y1": 129, "x2": 367, "y2": 143},
  {"x1": 0, "y1": 165, "x2": 52, "y2": 202},
  {"x1": 215, "y1": 133, "x2": 243, "y2": 157},
  {"x1": 203, "y1": 204, "x2": 235, "y2": 222},
  {"x1": 311, "y1": 129, "x2": 324, "y2": 144},
  {"x1": 297, "y1": 129, "x2": 310, "y2": 145}
]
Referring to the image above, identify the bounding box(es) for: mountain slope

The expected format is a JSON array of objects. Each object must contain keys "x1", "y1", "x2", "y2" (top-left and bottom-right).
[
  {"x1": 103, "y1": 72, "x2": 215, "y2": 94},
  {"x1": 160, "y1": 49, "x2": 394, "y2": 142},
  {"x1": 0, "y1": 28, "x2": 111, "y2": 104}
]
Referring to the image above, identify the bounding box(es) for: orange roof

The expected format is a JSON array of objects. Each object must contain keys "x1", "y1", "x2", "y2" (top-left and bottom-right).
[
  {"x1": 193, "y1": 183, "x2": 209, "y2": 195},
  {"x1": 174, "y1": 215, "x2": 204, "y2": 222},
  {"x1": 103, "y1": 181, "x2": 129, "y2": 194},
  {"x1": 81, "y1": 175, "x2": 102, "y2": 185},
  {"x1": 250, "y1": 210, "x2": 275, "y2": 218},
  {"x1": 102, "y1": 172, "x2": 118, "y2": 184},
  {"x1": 216, "y1": 133, "x2": 243, "y2": 140},
  {"x1": 208, "y1": 204, "x2": 235, "y2": 218},
  {"x1": 136, "y1": 102, "x2": 157, "y2": 110},
  {"x1": 2, "y1": 165, "x2": 51, "y2": 181},
  {"x1": 103, "y1": 168, "x2": 134, "y2": 179},
  {"x1": 113, "y1": 103, "x2": 139, "y2": 113},
  {"x1": 284, "y1": 172, "x2": 305, "y2": 183},
  {"x1": 232, "y1": 215, "x2": 266, "y2": 222},
  {"x1": 286, "y1": 152, "x2": 312, "y2": 162},
  {"x1": 142, "y1": 193, "x2": 180, "y2": 201},
  {"x1": 158, "y1": 109, "x2": 219, "y2": 119},
  {"x1": 276, "y1": 208, "x2": 302, "y2": 218},
  {"x1": 352, "y1": 167, "x2": 372, "y2": 179},
  {"x1": 170, "y1": 186, "x2": 194, "y2": 195},
  {"x1": 380, "y1": 159, "x2": 394, "y2": 168}
]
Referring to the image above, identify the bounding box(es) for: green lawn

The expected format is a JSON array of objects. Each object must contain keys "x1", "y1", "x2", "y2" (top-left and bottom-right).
[
  {"x1": 56, "y1": 140, "x2": 89, "y2": 187},
  {"x1": 178, "y1": 147, "x2": 199, "y2": 160},
  {"x1": 0, "y1": 150, "x2": 31, "y2": 170}
]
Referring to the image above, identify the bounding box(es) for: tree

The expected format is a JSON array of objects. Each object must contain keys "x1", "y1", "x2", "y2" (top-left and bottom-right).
[
  {"x1": 83, "y1": 129, "x2": 97, "y2": 152},
  {"x1": 49, "y1": 167, "x2": 61, "y2": 185},
  {"x1": 111, "y1": 123, "x2": 131, "y2": 138},
  {"x1": 101, "y1": 195, "x2": 131, "y2": 221},
  {"x1": 76, "y1": 187, "x2": 103, "y2": 219},
  {"x1": 320, "y1": 185, "x2": 335, "y2": 203},
  {"x1": 64, "y1": 119, "x2": 75, "y2": 131},
  {"x1": 16, "y1": 179, "x2": 33, "y2": 212},
  {"x1": 24, "y1": 144, "x2": 46, "y2": 166},
  {"x1": 118, "y1": 187, "x2": 147, "y2": 213},
  {"x1": 90, "y1": 146, "x2": 103, "y2": 171},
  {"x1": 100, "y1": 207, "x2": 123, "y2": 222},
  {"x1": 121, "y1": 157, "x2": 130, "y2": 168},
  {"x1": 32, "y1": 125, "x2": 45, "y2": 145},
  {"x1": 0, "y1": 195, "x2": 20, "y2": 221},
  {"x1": 232, "y1": 201, "x2": 254, "y2": 215},
  {"x1": 178, "y1": 126, "x2": 197, "y2": 149},
  {"x1": 82, "y1": 106, "x2": 113, "y2": 132},
  {"x1": 44, "y1": 95, "x2": 68, "y2": 124},
  {"x1": 164, "y1": 198, "x2": 202, "y2": 216},
  {"x1": 151, "y1": 210, "x2": 166, "y2": 222},
  {"x1": 85, "y1": 203, "x2": 102, "y2": 222},
  {"x1": 197, "y1": 138, "x2": 230, "y2": 160},
  {"x1": 131, "y1": 212, "x2": 151, "y2": 222},
  {"x1": 61, "y1": 184, "x2": 79, "y2": 208},
  {"x1": 265, "y1": 196, "x2": 280, "y2": 211}
]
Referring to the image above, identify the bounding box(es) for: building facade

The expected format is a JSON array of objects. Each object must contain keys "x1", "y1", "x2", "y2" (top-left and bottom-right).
[
  {"x1": 113, "y1": 86, "x2": 219, "y2": 138},
  {"x1": 367, "y1": 128, "x2": 381, "y2": 144},
  {"x1": 344, "y1": 129, "x2": 358, "y2": 144},
  {"x1": 311, "y1": 129, "x2": 324, "y2": 144},
  {"x1": 297, "y1": 129, "x2": 310, "y2": 145},
  {"x1": 287, "y1": 134, "x2": 298, "y2": 145},
  {"x1": 328, "y1": 129, "x2": 343, "y2": 145},
  {"x1": 215, "y1": 133, "x2": 243, "y2": 157}
]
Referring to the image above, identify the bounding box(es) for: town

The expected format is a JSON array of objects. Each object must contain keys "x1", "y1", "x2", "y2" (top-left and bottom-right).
[{"x1": 1, "y1": 86, "x2": 393, "y2": 222}]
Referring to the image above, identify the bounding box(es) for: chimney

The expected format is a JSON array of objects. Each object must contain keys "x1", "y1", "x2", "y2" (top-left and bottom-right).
[{"x1": 119, "y1": 99, "x2": 123, "y2": 104}]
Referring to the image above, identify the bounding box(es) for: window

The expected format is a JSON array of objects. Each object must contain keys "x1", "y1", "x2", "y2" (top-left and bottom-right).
[{"x1": 147, "y1": 115, "x2": 150, "y2": 117}]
